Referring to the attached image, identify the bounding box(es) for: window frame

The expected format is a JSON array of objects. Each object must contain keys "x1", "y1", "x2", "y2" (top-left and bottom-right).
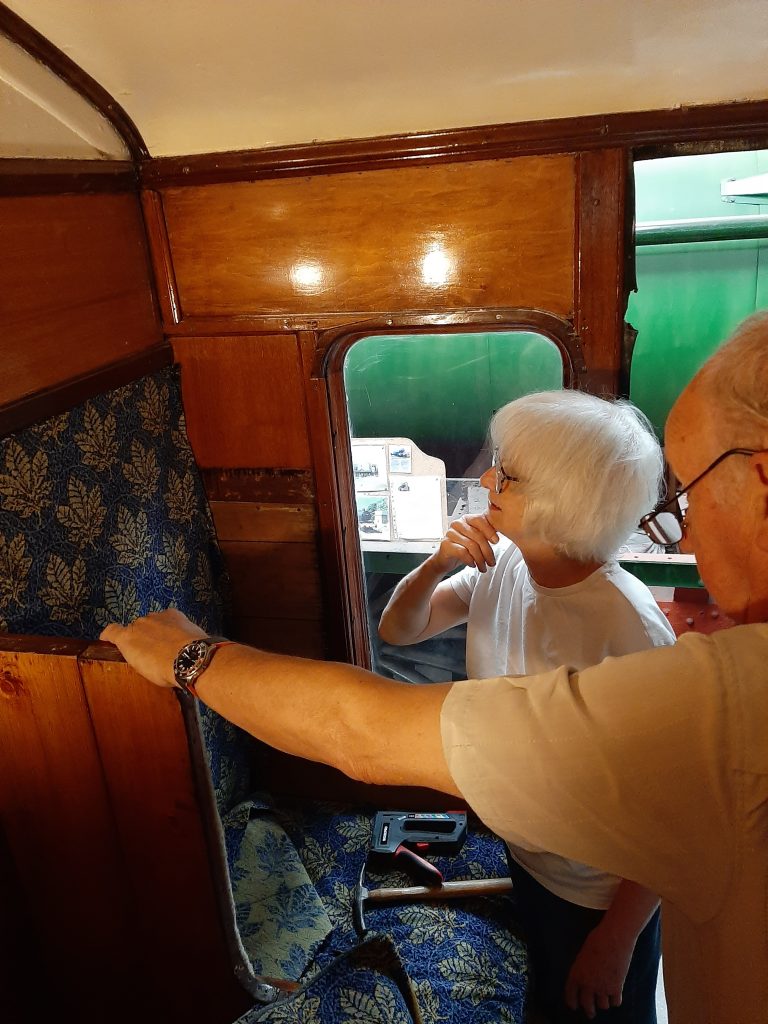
[{"x1": 311, "y1": 308, "x2": 582, "y2": 667}]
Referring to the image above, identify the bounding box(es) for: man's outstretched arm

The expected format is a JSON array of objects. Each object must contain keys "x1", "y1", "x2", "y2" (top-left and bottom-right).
[{"x1": 101, "y1": 609, "x2": 460, "y2": 796}]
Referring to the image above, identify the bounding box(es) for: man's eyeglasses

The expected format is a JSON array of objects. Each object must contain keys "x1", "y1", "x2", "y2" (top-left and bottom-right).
[
  {"x1": 492, "y1": 447, "x2": 520, "y2": 493},
  {"x1": 639, "y1": 447, "x2": 768, "y2": 546}
]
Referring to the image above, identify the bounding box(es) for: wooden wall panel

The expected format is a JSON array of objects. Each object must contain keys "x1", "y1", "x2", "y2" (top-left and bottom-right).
[
  {"x1": 1, "y1": 192, "x2": 162, "y2": 409},
  {"x1": 172, "y1": 334, "x2": 311, "y2": 469},
  {"x1": 81, "y1": 653, "x2": 250, "y2": 1024},
  {"x1": 161, "y1": 155, "x2": 577, "y2": 320},
  {"x1": 0, "y1": 645, "x2": 149, "y2": 1022},
  {"x1": 0, "y1": 640, "x2": 252, "y2": 1024}
]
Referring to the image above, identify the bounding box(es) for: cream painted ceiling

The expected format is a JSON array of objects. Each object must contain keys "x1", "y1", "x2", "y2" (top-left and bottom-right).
[{"x1": 3, "y1": 0, "x2": 768, "y2": 159}]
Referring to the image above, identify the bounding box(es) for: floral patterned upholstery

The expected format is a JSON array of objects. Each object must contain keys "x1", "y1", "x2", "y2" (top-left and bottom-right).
[
  {"x1": 232, "y1": 799, "x2": 528, "y2": 1023},
  {"x1": 0, "y1": 366, "x2": 224, "y2": 638}
]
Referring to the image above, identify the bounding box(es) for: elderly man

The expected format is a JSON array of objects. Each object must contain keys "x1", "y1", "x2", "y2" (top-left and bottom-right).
[{"x1": 102, "y1": 313, "x2": 768, "y2": 1024}]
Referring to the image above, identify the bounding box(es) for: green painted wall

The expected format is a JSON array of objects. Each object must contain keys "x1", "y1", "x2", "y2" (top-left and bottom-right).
[{"x1": 628, "y1": 150, "x2": 768, "y2": 437}]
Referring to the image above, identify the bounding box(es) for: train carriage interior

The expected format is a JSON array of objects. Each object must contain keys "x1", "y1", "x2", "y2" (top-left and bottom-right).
[{"x1": 1, "y1": 2, "x2": 767, "y2": 1023}]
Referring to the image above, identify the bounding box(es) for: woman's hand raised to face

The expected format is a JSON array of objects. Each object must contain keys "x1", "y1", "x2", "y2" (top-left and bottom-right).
[{"x1": 432, "y1": 514, "x2": 500, "y2": 574}]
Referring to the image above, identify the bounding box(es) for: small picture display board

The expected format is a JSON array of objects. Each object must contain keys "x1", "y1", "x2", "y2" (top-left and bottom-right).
[{"x1": 352, "y1": 437, "x2": 447, "y2": 545}]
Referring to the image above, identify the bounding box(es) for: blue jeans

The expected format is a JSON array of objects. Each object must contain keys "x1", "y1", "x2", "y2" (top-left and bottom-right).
[{"x1": 507, "y1": 856, "x2": 660, "y2": 1024}]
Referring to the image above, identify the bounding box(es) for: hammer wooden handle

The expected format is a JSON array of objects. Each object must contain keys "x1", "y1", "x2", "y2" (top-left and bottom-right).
[{"x1": 366, "y1": 876, "x2": 513, "y2": 902}]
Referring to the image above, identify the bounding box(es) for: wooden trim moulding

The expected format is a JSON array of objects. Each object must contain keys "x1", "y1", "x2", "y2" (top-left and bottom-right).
[
  {"x1": 141, "y1": 98, "x2": 768, "y2": 188},
  {"x1": 141, "y1": 190, "x2": 182, "y2": 324},
  {"x1": 0, "y1": 1, "x2": 148, "y2": 161},
  {"x1": 0, "y1": 343, "x2": 173, "y2": 438},
  {"x1": 0, "y1": 158, "x2": 137, "y2": 195}
]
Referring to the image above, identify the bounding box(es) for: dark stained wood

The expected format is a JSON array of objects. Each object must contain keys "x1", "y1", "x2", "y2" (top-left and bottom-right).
[
  {"x1": 160, "y1": 156, "x2": 576, "y2": 319},
  {"x1": 0, "y1": 343, "x2": 172, "y2": 439},
  {"x1": 575, "y1": 149, "x2": 628, "y2": 395},
  {"x1": 141, "y1": 189, "x2": 182, "y2": 325},
  {"x1": 172, "y1": 335, "x2": 312, "y2": 469},
  {"x1": 0, "y1": 158, "x2": 137, "y2": 195},
  {"x1": 220, "y1": 539, "x2": 322, "y2": 621},
  {"x1": 0, "y1": 1, "x2": 148, "y2": 161},
  {"x1": 142, "y1": 98, "x2": 768, "y2": 188},
  {"x1": 231, "y1": 615, "x2": 326, "y2": 658},
  {"x1": 1, "y1": 191, "x2": 163, "y2": 408},
  {"x1": 0, "y1": 645, "x2": 149, "y2": 1022},
  {"x1": 202, "y1": 468, "x2": 315, "y2": 503},
  {"x1": 300, "y1": 332, "x2": 358, "y2": 663},
  {"x1": 80, "y1": 653, "x2": 252, "y2": 1024},
  {"x1": 211, "y1": 500, "x2": 317, "y2": 543}
]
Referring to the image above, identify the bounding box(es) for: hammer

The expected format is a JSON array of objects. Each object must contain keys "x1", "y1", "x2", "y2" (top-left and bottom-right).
[{"x1": 353, "y1": 868, "x2": 514, "y2": 937}]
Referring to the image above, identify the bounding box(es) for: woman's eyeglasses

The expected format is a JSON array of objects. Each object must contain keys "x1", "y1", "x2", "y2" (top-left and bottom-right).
[{"x1": 492, "y1": 447, "x2": 520, "y2": 494}]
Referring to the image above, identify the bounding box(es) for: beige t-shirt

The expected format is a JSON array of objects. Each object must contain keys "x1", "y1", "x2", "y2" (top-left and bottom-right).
[{"x1": 441, "y1": 623, "x2": 768, "y2": 1024}]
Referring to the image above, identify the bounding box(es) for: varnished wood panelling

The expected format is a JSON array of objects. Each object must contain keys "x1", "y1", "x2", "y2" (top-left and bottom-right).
[
  {"x1": 0, "y1": 645, "x2": 147, "y2": 1021},
  {"x1": 220, "y1": 540, "x2": 322, "y2": 620},
  {"x1": 1, "y1": 192, "x2": 161, "y2": 408},
  {"x1": 172, "y1": 335, "x2": 311, "y2": 468},
  {"x1": 81, "y1": 654, "x2": 250, "y2": 1024},
  {"x1": 211, "y1": 500, "x2": 317, "y2": 543},
  {"x1": 161, "y1": 156, "x2": 576, "y2": 319}
]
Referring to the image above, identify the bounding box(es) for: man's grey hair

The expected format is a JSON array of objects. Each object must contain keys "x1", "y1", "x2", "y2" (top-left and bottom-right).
[
  {"x1": 694, "y1": 312, "x2": 768, "y2": 449},
  {"x1": 490, "y1": 390, "x2": 663, "y2": 563}
]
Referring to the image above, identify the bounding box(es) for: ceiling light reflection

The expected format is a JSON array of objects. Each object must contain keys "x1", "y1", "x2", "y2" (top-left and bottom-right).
[
  {"x1": 290, "y1": 261, "x2": 324, "y2": 292},
  {"x1": 421, "y1": 245, "x2": 454, "y2": 287}
]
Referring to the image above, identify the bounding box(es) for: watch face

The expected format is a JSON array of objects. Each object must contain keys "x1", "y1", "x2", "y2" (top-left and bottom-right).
[{"x1": 175, "y1": 639, "x2": 209, "y2": 683}]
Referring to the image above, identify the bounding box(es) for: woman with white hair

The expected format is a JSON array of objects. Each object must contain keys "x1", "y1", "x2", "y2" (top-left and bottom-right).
[{"x1": 379, "y1": 390, "x2": 676, "y2": 1024}]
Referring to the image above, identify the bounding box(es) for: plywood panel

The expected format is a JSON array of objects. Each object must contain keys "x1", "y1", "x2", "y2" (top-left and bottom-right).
[
  {"x1": 0, "y1": 192, "x2": 161, "y2": 408},
  {"x1": 0, "y1": 645, "x2": 147, "y2": 1021},
  {"x1": 161, "y1": 156, "x2": 576, "y2": 318},
  {"x1": 172, "y1": 335, "x2": 311, "y2": 468},
  {"x1": 220, "y1": 540, "x2": 322, "y2": 620},
  {"x1": 80, "y1": 652, "x2": 250, "y2": 1024}
]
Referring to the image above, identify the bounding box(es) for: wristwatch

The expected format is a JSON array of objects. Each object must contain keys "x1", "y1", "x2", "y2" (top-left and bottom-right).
[{"x1": 173, "y1": 636, "x2": 233, "y2": 696}]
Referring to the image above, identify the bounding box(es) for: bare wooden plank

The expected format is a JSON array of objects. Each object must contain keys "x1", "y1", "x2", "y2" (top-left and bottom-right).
[
  {"x1": 211, "y1": 501, "x2": 317, "y2": 543},
  {"x1": 172, "y1": 335, "x2": 311, "y2": 469},
  {"x1": 202, "y1": 468, "x2": 315, "y2": 503},
  {"x1": 220, "y1": 540, "x2": 322, "y2": 620},
  {"x1": 0, "y1": 647, "x2": 147, "y2": 1022},
  {"x1": 80, "y1": 653, "x2": 251, "y2": 1024}
]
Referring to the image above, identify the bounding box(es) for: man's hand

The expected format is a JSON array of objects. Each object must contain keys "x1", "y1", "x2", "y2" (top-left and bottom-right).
[
  {"x1": 564, "y1": 922, "x2": 634, "y2": 1019},
  {"x1": 100, "y1": 609, "x2": 206, "y2": 688},
  {"x1": 432, "y1": 514, "x2": 499, "y2": 574}
]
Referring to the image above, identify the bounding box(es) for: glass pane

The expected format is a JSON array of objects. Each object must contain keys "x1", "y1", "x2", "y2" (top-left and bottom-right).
[{"x1": 343, "y1": 330, "x2": 564, "y2": 679}]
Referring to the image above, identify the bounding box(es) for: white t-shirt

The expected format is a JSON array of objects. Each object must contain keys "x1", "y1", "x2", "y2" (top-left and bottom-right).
[{"x1": 449, "y1": 536, "x2": 676, "y2": 908}]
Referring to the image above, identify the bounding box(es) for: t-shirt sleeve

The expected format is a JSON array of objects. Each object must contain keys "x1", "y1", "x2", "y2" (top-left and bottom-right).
[
  {"x1": 448, "y1": 564, "x2": 478, "y2": 605},
  {"x1": 441, "y1": 633, "x2": 734, "y2": 922}
]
